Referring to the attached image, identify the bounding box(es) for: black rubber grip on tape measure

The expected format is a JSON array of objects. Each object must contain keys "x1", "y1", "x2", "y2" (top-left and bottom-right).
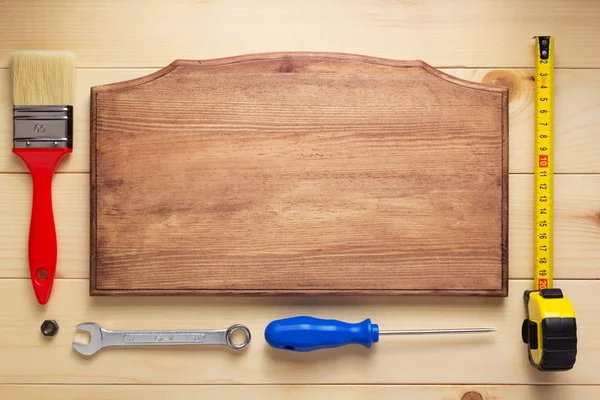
[{"x1": 538, "y1": 317, "x2": 577, "y2": 371}]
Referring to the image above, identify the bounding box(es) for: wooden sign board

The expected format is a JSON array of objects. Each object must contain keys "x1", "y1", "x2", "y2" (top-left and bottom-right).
[{"x1": 90, "y1": 53, "x2": 508, "y2": 296}]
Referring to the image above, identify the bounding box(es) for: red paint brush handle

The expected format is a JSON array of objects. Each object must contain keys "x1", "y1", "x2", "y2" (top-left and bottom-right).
[{"x1": 13, "y1": 148, "x2": 71, "y2": 305}]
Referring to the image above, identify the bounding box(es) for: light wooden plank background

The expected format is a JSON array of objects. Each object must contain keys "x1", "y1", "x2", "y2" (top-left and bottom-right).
[
  {"x1": 1, "y1": 385, "x2": 599, "y2": 400},
  {"x1": 1, "y1": 1, "x2": 599, "y2": 398}
]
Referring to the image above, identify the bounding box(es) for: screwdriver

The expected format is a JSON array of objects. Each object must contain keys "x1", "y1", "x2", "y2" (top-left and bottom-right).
[{"x1": 265, "y1": 316, "x2": 496, "y2": 352}]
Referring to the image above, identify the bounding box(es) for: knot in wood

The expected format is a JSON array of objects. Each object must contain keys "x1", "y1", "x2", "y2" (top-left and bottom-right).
[{"x1": 462, "y1": 391, "x2": 483, "y2": 400}]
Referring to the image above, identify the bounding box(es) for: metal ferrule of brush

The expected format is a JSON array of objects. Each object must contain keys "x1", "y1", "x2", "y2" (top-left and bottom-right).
[{"x1": 13, "y1": 106, "x2": 73, "y2": 149}]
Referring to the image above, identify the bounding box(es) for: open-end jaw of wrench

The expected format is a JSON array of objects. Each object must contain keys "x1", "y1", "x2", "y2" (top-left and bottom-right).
[{"x1": 73, "y1": 322, "x2": 251, "y2": 356}]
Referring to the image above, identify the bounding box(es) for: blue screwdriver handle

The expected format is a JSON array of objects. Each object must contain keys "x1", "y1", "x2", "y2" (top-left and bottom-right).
[{"x1": 264, "y1": 316, "x2": 380, "y2": 352}]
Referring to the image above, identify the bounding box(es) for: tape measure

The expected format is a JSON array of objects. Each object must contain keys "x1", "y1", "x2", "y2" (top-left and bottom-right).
[{"x1": 521, "y1": 36, "x2": 577, "y2": 371}]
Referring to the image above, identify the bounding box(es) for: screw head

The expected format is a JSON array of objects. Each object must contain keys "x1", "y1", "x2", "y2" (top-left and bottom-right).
[{"x1": 40, "y1": 320, "x2": 59, "y2": 337}]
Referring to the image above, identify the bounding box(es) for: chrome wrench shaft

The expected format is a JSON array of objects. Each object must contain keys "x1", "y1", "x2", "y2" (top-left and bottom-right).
[{"x1": 73, "y1": 322, "x2": 251, "y2": 356}]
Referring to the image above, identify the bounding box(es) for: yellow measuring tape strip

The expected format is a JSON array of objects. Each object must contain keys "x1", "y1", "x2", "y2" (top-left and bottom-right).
[
  {"x1": 534, "y1": 36, "x2": 554, "y2": 290},
  {"x1": 521, "y1": 36, "x2": 577, "y2": 371}
]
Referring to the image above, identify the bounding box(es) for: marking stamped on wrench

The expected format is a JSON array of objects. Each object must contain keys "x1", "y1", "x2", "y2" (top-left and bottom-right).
[{"x1": 72, "y1": 322, "x2": 251, "y2": 356}]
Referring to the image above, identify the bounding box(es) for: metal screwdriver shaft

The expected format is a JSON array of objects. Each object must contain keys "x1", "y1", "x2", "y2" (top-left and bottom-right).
[{"x1": 380, "y1": 328, "x2": 496, "y2": 335}]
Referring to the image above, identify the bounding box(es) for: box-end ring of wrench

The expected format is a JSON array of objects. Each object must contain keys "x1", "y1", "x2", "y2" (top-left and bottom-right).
[{"x1": 72, "y1": 322, "x2": 251, "y2": 356}]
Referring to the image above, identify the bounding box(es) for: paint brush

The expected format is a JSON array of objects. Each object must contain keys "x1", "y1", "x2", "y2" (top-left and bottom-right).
[{"x1": 11, "y1": 51, "x2": 75, "y2": 304}]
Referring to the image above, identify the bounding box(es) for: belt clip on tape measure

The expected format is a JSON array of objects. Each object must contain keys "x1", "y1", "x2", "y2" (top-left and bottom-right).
[{"x1": 521, "y1": 36, "x2": 577, "y2": 371}]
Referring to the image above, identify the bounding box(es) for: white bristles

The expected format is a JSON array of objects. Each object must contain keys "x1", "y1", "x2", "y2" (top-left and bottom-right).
[{"x1": 11, "y1": 51, "x2": 75, "y2": 106}]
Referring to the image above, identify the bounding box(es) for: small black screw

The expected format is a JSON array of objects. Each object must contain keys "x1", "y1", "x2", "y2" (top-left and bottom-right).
[{"x1": 41, "y1": 320, "x2": 59, "y2": 337}]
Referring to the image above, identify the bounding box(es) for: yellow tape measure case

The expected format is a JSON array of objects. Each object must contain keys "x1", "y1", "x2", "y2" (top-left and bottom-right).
[{"x1": 522, "y1": 288, "x2": 577, "y2": 370}]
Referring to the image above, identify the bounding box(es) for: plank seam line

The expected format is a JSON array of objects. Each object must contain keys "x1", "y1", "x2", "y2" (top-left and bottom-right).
[
  {"x1": 1, "y1": 383, "x2": 599, "y2": 386},
  {"x1": 2, "y1": 172, "x2": 600, "y2": 176},
  {"x1": 0, "y1": 67, "x2": 600, "y2": 72},
  {"x1": 2, "y1": 67, "x2": 600, "y2": 71},
  {"x1": 0, "y1": 278, "x2": 597, "y2": 282}
]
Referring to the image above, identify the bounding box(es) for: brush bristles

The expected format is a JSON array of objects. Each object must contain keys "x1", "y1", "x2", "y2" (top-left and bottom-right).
[{"x1": 11, "y1": 51, "x2": 75, "y2": 106}]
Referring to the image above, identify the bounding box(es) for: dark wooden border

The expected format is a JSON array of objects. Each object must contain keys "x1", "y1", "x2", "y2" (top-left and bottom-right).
[{"x1": 90, "y1": 52, "x2": 509, "y2": 297}]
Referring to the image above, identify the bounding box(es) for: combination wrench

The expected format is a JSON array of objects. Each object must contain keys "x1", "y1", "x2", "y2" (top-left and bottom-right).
[{"x1": 72, "y1": 322, "x2": 251, "y2": 356}]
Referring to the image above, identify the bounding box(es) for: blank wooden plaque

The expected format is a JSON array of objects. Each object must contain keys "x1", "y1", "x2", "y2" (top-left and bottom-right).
[{"x1": 90, "y1": 53, "x2": 508, "y2": 296}]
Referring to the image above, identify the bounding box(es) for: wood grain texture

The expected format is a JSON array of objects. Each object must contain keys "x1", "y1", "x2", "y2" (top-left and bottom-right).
[
  {"x1": 1, "y1": 279, "x2": 599, "y2": 384},
  {"x1": 90, "y1": 54, "x2": 508, "y2": 296},
  {"x1": 2, "y1": 385, "x2": 599, "y2": 400},
  {"x1": 449, "y1": 69, "x2": 600, "y2": 174},
  {"x1": 1, "y1": 0, "x2": 599, "y2": 68},
  {"x1": 3, "y1": 68, "x2": 599, "y2": 174},
  {"x1": 3, "y1": 174, "x2": 600, "y2": 280}
]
